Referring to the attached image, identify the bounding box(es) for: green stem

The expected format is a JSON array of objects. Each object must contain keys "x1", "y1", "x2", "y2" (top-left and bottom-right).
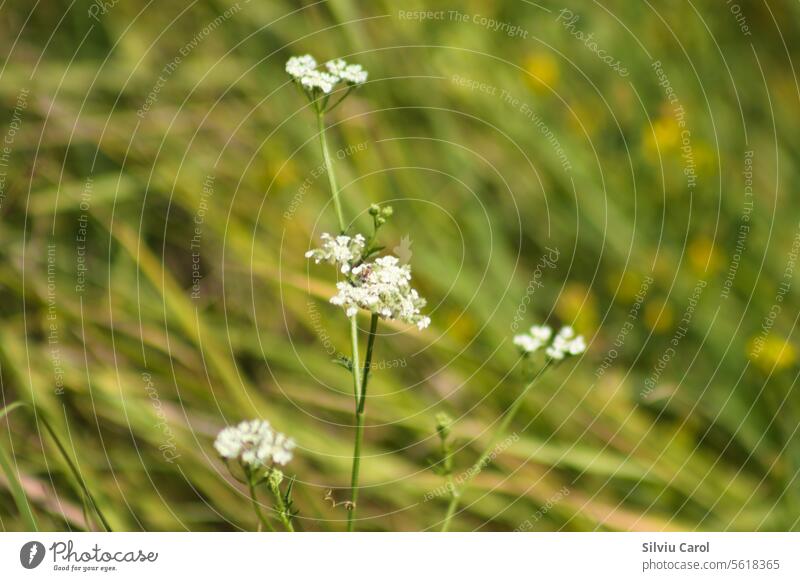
[
  {"x1": 317, "y1": 110, "x2": 346, "y2": 233},
  {"x1": 325, "y1": 86, "x2": 354, "y2": 113},
  {"x1": 359, "y1": 314, "x2": 379, "y2": 414},
  {"x1": 440, "y1": 475, "x2": 460, "y2": 532},
  {"x1": 440, "y1": 362, "x2": 551, "y2": 532},
  {"x1": 315, "y1": 105, "x2": 371, "y2": 532},
  {"x1": 247, "y1": 475, "x2": 275, "y2": 532},
  {"x1": 347, "y1": 413, "x2": 365, "y2": 532},
  {"x1": 347, "y1": 314, "x2": 379, "y2": 532},
  {"x1": 348, "y1": 316, "x2": 362, "y2": 401},
  {"x1": 269, "y1": 483, "x2": 295, "y2": 532}
]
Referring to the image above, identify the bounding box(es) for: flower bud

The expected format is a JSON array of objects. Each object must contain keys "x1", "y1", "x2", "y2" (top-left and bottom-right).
[
  {"x1": 435, "y1": 412, "x2": 453, "y2": 439},
  {"x1": 268, "y1": 468, "x2": 284, "y2": 489}
]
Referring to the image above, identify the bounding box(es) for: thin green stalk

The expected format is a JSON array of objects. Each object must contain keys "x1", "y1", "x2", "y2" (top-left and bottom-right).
[
  {"x1": 440, "y1": 475, "x2": 460, "y2": 532},
  {"x1": 359, "y1": 314, "x2": 380, "y2": 414},
  {"x1": 325, "y1": 86, "x2": 354, "y2": 113},
  {"x1": 347, "y1": 313, "x2": 379, "y2": 532},
  {"x1": 247, "y1": 476, "x2": 275, "y2": 532},
  {"x1": 348, "y1": 316, "x2": 362, "y2": 401},
  {"x1": 316, "y1": 110, "x2": 346, "y2": 233},
  {"x1": 314, "y1": 106, "x2": 371, "y2": 532},
  {"x1": 268, "y1": 484, "x2": 295, "y2": 532},
  {"x1": 440, "y1": 362, "x2": 551, "y2": 532}
]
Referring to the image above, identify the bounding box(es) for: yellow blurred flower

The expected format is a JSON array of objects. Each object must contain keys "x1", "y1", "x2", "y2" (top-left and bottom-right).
[
  {"x1": 556, "y1": 283, "x2": 598, "y2": 334},
  {"x1": 445, "y1": 310, "x2": 477, "y2": 344},
  {"x1": 653, "y1": 254, "x2": 676, "y2": 281},
  {"x1": 264, "y1": 156, "x2": 299, "y2": 189},
  {"x1": 607, "y1": 270, "x2": 645, "y2": 304},
  {"x1": 747, "y1": 336, "x2": 797, "y2": 372},
  {"x1": 688, "y1": 237, "x2": 722, "y2": 275},
  {"x1": 644, "y1": 299, "x2": 674, "y2": 334},
  {"x1": 523, "y1": 52, "x2": 559, "y2": 92},
  {"x1": 643, "y1": 115, "x2": 680, "y2": 158}
]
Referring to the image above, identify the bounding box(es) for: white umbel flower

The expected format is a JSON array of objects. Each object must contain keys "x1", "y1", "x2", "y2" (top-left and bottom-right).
[
  {"x1": 330, "y1": 255, "x2": 430, "y2": 329},
  {"x1": 545, "y1": 325, "x2": 587, "y2": 360},
  {"x1": 567, "y1": 335, "x2": 587, "y2": 355},
  {"x1": 286, "y1": 54, "x2": 368, "y2": 98},
  {"x1": 513, "y1": 324, "x2": 552, "y2": 353},
  {"x1": 305, "y1": 233, "x2": 366, "y2": 274},
  {"x1": 285, "y1": 54, "x2": 317, "y2": 78},
  {"x1": 513, "y1": 334, "x2": 538, "y2": 352},
  {"x1": 530, "y1": 325, "x2": 553, "y2": 342},
  {"x1": 214, "y1": 419, "x2": 296, "y2": 467},
  {"x1": 514, "y1": 323, "x2": 585, "y2": 359},
  {"x1": 270, "y1": 432, "x2": 295, "y2": 465},
  {"x1": 299, "y1": 69, "x2": 339, "y2": 94},
  {"x1": 326, "y1": 59, "x2": 368, "y2": 85}
]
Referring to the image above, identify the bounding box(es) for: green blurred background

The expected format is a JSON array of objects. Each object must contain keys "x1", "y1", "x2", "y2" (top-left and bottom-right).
[{"x1": 1, "y1": 0, "x2": 800, "y2": 531}]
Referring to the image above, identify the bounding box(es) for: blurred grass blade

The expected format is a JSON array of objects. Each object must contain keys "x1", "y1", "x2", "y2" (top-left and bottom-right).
[
  {"x1": 36, "y1": 412, "x2": 113, "y2": 532},
  {"x1": 2, "y1": 401, "x2": 112, "y2": 531},
  {"x1": 0, "y1": 402, "x2": 38, "y2": 530}
]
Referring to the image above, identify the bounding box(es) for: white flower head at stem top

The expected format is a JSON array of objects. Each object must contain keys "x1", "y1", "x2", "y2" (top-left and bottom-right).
[
  {"x1": 306, "y1": 230, "x2": 430, "y2": 330},
  {"x1": 331, "y1": 255, "x2": 430, "y2": 330},
  {"x1": 325, "y1": 59, "x2": 368, "y2": 85},
  {"x1": 299, "y1": 69, "x2": 339, "y2": 94},
  {"x1": 305, "y1": 233, "x2": 366, "y2": 274},
  {"x1": 513, "y1": 324, "x2": 552, "y2": 354},
  {"x1": 285, "y1": 54, "x2": 317, "y2": 78},
  {"x1": 214, "y1": 419, "x2": 296, "y2": 467},
  {"x1": 514, "y1": 324, "x2": 586, "y2": 360},
  {"x1": 545, "y1": 325, "x2": 587, "y2": 360},
  {"x1": 285, "y1": 54, "x2": 368, "y2": 102}
]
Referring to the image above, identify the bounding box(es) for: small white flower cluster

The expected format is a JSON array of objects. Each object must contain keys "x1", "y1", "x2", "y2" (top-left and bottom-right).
[
  {"x1": 325, "y1": 58, "x2": 369, "y2": 84},
  {"x1": 304, "y1": 233, "x2": 366, "y2": 274},
  {"x1": 545, "y1": 326, "x2": 587, "y2": 360},
  {"x1": 333, "y1": 256, "x2": 431, "y2": 329},
  {"x1": 307, "y1": 234, "x2": 430, "y2": 330},
  {"x1": 512, "y1": 325, "x2": 552, "y2": 353},
  {"x1": 514, "y1": 325, "x2": 586, "y2": 360},
  {"x1": 285, "y1": 54, "x2": 368, "y2": 95},
  {"x1": 285, "y1": 54, "x2": 316, "y2": 77},
  {"x1": 214, "y1": 419, "x2": 295, "y2": 467}
]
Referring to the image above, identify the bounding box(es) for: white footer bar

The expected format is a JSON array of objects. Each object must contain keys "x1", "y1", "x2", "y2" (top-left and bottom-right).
[{"x1": 1, "y1": 533, "x2": 797, "y2": 580}]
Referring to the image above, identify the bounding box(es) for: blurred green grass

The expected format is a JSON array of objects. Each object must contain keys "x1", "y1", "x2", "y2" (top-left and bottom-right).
[{"x1": 1, "y1": 0, "x2": 800, "y2": 531}]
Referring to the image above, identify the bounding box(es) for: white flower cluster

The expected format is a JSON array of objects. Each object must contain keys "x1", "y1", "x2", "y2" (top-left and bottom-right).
[
  {"x1": 285, "y1": 54, "x2": 316, "y2": 77},
  {"x1": 304, "y1": 233, "x2": 366, "y2": 274},
  {"x1": 333, "y1": 256, "x2": 430, "y2": 329},
  {"x1": 285, "y1": 54, "x2": 368, "y2": 95},
  {"x1": 514, "y1": 325, "x2": 586, "y2": 360},
  {"x1": 325, "y1": 58, "x2": 369, "y2": 84},
  {"x1": 214, "y1": 419, "x2": 295, "y2": 467},
  {"x1": 307, "y1": 234, "x2": 430, "y2": 330},
  {"x1": 512, "y1": 325, "x2": 552, "y2": 353}
]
